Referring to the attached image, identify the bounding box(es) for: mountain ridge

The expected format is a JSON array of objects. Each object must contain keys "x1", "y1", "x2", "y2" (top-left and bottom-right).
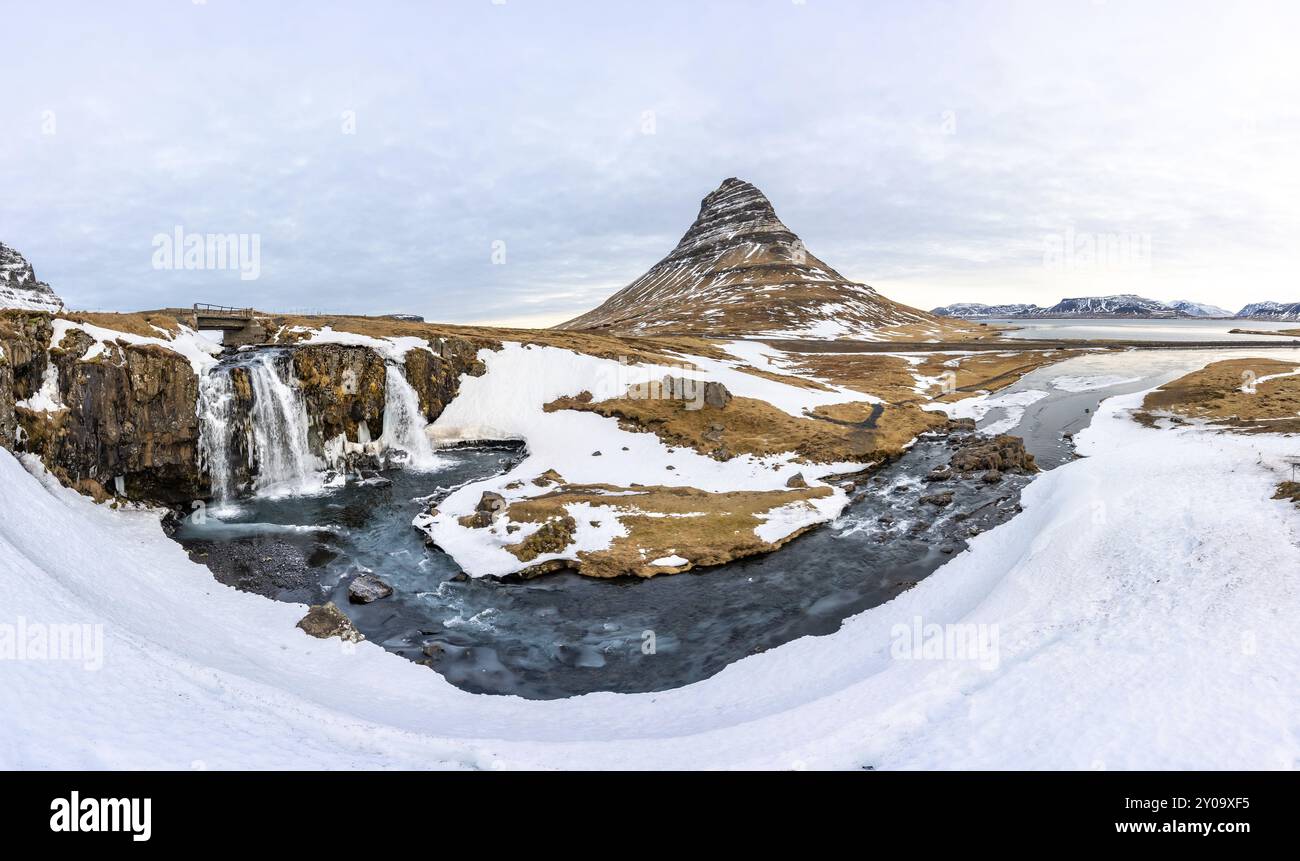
[{"x1": 0, "y1": 243, "x2": 63, "y2": 313}]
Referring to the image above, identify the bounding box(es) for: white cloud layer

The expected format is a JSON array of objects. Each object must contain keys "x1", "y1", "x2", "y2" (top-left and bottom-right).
[{"x1": 3, "y1": 0, "x2": 1299, "y2": 321}]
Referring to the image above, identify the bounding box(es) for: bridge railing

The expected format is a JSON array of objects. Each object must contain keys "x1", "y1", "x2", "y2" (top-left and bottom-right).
[{"x1": 193, "y1": 303, "x2": 254, "y2": 319}]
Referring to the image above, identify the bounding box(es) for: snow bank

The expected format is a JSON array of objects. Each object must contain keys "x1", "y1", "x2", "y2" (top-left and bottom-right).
[
  {"x1": 421, "y1": 343, "x2": 859, "y2": 576},
  {"x1": 4, "y1": 353, "x2": 1299, "y2": 769},
  {"x1": 279, "y1": 325, "x2": 433, "y2": 362},
  {"x1": 50, "y1": 318, "x2": 223, "y2": 375}
]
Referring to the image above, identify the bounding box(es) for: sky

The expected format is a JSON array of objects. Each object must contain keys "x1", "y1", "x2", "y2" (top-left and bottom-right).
[{"x1": 3, "y1": 0, "x2": 1299, "y2": 325}]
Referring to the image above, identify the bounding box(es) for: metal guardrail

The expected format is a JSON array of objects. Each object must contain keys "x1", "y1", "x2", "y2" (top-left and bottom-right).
[{"x1": 193, "y1": 303, "x2": 253, "y2": 318}]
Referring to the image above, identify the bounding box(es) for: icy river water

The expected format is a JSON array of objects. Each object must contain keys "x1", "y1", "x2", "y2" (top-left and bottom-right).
[{"x1": 175, "y1": 341, "x2": 1300, "y2": 699}]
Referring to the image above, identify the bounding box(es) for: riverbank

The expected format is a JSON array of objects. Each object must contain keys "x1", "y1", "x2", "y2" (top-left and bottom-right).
[{"x1": 4, "y1": 348, "x2": 1298, "y2": 767}]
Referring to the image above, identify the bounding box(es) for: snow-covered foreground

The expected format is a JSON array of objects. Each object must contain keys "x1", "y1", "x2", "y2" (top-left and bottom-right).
[{"x1": 2, "y1": 368, "x2": 1299, "y2": 768}]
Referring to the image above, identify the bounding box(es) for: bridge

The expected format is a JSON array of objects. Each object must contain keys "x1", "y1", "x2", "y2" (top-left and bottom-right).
[{"x1": 192, "y1": 303, "x2": 266, "y2": 346}]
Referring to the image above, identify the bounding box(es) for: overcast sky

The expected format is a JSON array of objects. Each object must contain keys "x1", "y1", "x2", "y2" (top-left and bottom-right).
[{"x1": 4, "y1": 0, "x2": 1299, "y2": 324}]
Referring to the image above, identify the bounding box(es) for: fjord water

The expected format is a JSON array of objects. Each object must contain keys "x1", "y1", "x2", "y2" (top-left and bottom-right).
[{"x1": 991, "y1": 317, "x2": 1299, "y2": 341}]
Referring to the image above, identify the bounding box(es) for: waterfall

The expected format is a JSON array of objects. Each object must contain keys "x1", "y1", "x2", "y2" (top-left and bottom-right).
[
  {"x1": 246, "y1": 352, "x2": 322, "y2": 495},
  {"x1": 197, "y1": 351, "x2": 322, "y2": 501},
  {"x1": 197, "y1": 351, "x2": 435, "y2": 500},
  {"x1": 379, "y1": 362, "x2": 439, "y2": 470},
  {"x1": 197, "y1": 370, "x2": 238, "y2": 501}
]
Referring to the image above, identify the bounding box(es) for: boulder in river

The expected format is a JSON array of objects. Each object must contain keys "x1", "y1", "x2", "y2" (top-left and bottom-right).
[
  {"x1": 948, "y1": 433, "x2": 1037, "y2": 474},
  {"x1": 921, "y1": 490, "x2": 954, "y2": 507},
  {"x1": 347, "y1": 574, "x2": 394, "y2": 604}
]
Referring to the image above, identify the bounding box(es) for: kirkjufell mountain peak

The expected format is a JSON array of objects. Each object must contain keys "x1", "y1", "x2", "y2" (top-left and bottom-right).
[{"x1": 556, "y1": 177, "x2": 943, "y2": 338}]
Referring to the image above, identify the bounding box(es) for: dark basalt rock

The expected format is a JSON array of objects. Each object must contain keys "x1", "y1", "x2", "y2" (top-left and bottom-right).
[
  {"x1": 12, "y1": 324, "x2": 207, "y2": 504},
  {"x1": 948, "y1": 433, "x2": 1037, "y2": 475}
]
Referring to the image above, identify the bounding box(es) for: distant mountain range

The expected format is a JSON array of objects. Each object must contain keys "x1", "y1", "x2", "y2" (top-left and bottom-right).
[{"x1": 931, "y1": 294, "x2": 1291, "y2": 320}]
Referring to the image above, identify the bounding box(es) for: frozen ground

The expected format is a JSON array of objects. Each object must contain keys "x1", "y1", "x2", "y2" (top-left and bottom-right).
[{"x1": 1, "y1": 353, "x2": 1298, "y2": 769}]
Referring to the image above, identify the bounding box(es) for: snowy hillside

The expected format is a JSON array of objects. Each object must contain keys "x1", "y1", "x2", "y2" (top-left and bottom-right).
[
  {"x1": 3, "y1": 354, "x2": 1300, "y2": 768},
  {"x1": 1168, "y1": 299, "x2": 1231, "y2": 317},
  {"x1": 0, "y1": 243, "x2": 63, "y2": 312},
  {"x1": 1035, "y1": 294, "x2": 1184, "y2": 317},
  {"x1": 932, "y1": 295, "x2": 1228, "y2": 319},
  {"x1": 1236, "y1": 301, "x2": 1300, "y2": 320},
  {"x1": 931, "y1": 302, "x2": 1042, "y2": 318}
]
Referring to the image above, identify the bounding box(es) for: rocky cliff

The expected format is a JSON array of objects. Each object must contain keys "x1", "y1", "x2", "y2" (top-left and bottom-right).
[{"x1": 0, "y1": 310, "x2": 487, "y2": 506}]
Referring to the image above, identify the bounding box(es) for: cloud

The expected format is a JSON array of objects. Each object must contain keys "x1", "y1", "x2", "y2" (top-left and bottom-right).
[{"x1": 2, "y1": 0, "x2": 1299, "y2": 321}]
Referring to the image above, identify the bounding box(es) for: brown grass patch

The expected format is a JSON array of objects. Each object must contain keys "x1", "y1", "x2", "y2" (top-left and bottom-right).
[
  {"x1": 1273, "y1": 481, "x2": 1300, "y2": 506},
  {"x1": 1137, "y1": 358, "x2": 1300, "y2": 433},
  {"x1": 60, "y1": 309, "x2": 190, "y2": 338},
  {"x1": 503, "y1": 483, "x2": 834, "y2": 578},
  {"x1": 545, "y1": 387, "x2": 946, "y2": 464}
]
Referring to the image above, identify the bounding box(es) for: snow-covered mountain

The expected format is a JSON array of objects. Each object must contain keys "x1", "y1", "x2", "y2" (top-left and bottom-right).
[
  {"x1": 555, "y1": 178, "x2": 938, "y2": 338},
  {"x1": 932, "y1": 294, "x2": 1216, "y2": 319},
  {"x1": 0, "y1": 242, "x2": 63, "y2": 313},
  {"x1": 1168, "y1": 299, "x2": 1231, "y2": 318},
  {"x1": 930, "y1": 302, "x2": 1042, "y2": 318},
  {"x1": 1035, "y1": 294, "x2": 1185, "y2": 317},
  {"x1": 1235, "y1": 301, "x2": 1300, "y2": 320}
]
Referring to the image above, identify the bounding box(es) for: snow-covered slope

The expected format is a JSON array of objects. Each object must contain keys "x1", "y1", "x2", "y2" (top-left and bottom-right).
[
  {"x1": 1035, "y1": 294, "x2": 1184, "y2": 317},
  {"x1": 1236, "y1": 301, "x2": 1300, "y2": 320},
  {"x1": 931, "y1": 302, "x2": 1042, "y2": 318},
  {"x1": 0, "y1": 243, "x2": 63, "y2": 312},
  {"x1": 932, "y1": 296, "x2": 1225, "y2": 319},
  {"x1": 418, "y1": 341, "x2": 870, "y2": 576},
  {"x1": 555, "y1": 178, "x2": 940, "y2": 339},
  {"x1": 4, "y1": 350, "x2": 1300, "y2": 769},
  {"x1": 1168, "y1": 299, "x2": 1231, "y2": 317}
]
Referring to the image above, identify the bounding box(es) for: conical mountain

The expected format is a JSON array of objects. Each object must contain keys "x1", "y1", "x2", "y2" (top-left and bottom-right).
[{"x1": 555, "y1": 178, "x2": 937, "y2": 338}]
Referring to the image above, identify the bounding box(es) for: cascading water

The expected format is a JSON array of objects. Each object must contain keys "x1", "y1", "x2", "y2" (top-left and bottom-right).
[
  {"x1": 197, "y1": 349, "x2": 438, "y2": 501},
  {"x1": 379, "y1": 362, "x2": 439, "y2": 470},
  {"x1": 196, "y1": 370, "x2": 238, "y2": 501},
  {"x1": 245, "y1": 352, "x2": 321, "y2": 495},
  {"x1": 197, "y1": 351, "x2": 322, "y2": 502}
]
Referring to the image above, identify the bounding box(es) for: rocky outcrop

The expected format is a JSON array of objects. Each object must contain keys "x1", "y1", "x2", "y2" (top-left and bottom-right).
[
  {"x1": 402, "y1": 336, "x2": 486, "y2": 420},
  {"x1": 0, "y1": 311, "x2": 53, "y2": 449},
  {"x1": 296, "y1": 602, "x2": 364, "y2": 642},
  {"x1": 1, "y1": 311, "x2": 205, "y2": 503},
  {"x1": 1, "y1": 310, "x2": 492, "y2": 506},
  {"x1": 948, "y1": 434, "x2": 1037, "y2": 475},
  {"x1": 0, "y1": 243, "x2": 63, "y2": 313},
  {"x1": 27, "y1": 334, "x2": 205, "y2": 503},
  {"x1": 291, "y1": 344, "x2": 388, "y2": 449}
]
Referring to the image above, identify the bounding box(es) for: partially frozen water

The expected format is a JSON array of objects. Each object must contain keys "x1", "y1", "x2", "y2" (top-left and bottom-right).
[
  {"x1": 175, "y1": 436, "x2": 1030, "y2": 699},
  {"x1": 976, "y1": 346, "x2": 1300, "y2": 468}
]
